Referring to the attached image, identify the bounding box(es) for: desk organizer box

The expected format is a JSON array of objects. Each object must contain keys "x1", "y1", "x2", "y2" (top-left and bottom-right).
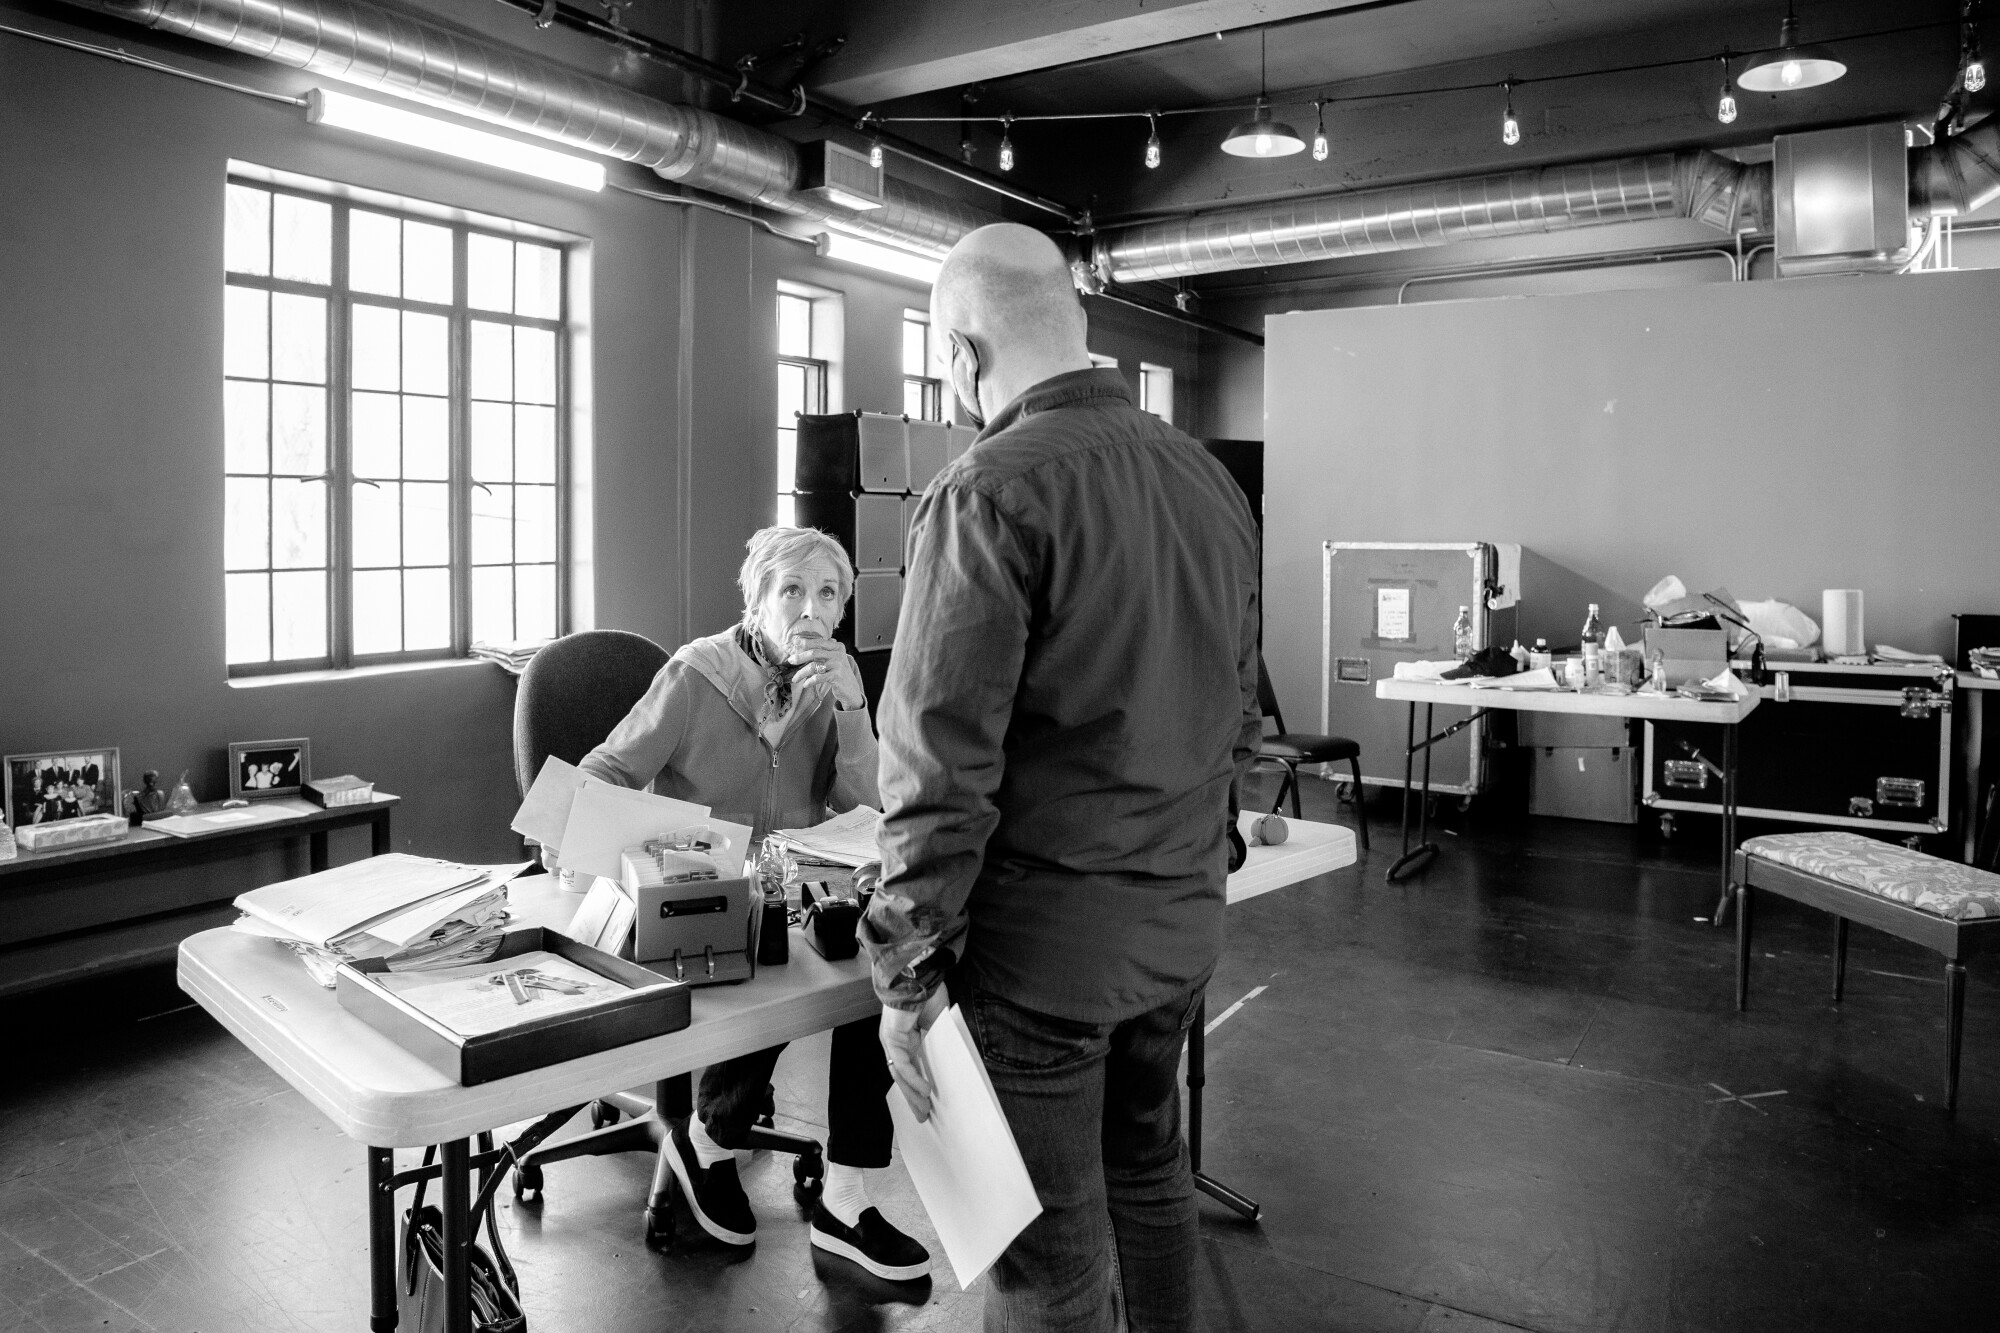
[{"x1": 15, "y1": 814, "x2": 129, "y2": 852}]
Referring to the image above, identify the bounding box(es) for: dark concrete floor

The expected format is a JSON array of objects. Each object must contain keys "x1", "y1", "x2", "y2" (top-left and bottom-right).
[{"x1": 5, "y1": 775, "x2": 1998, "y2": 1332}]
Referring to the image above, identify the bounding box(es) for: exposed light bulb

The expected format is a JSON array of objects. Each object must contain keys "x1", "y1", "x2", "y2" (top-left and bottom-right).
[
  {"x1": 1780, "y1": 58, "x2": 1804, "y2": 86},
  {"x1": 1144, "y1": 114, "x2": 1161, "y2": 169},
  {"x1": 1312, "y1": 101, "x2": 1328, "y2": 161},
  {"x1": 868, "y1": 139, "x2": 884, "y2": 170},
  {"x1": 1718, "y1": 91, "x2": 1739, "y2": 124},
  {"x1": 1968, "y1": 58, "x2": 1988, "y2": 92},
  {"x1": 1254, "y1": 132, "x2": 1273, "y2": 154},
  {"x1": 1501, "y1": 83, "x2": 1520, "y2": 146},
  {"x1": 999, "y1": 127, "x2": 1015, "y2": 172}
]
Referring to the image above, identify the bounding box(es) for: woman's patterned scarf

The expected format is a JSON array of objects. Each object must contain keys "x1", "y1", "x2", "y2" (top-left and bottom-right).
[{"x1": 736, "y1": 623, "x2": 804, "y2": 725}]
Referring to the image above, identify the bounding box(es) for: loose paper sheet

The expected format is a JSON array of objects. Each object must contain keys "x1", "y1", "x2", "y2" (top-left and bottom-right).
[
  {"x1": 233, "y1": 854, "x2": 491, "y2": 946},
  {"x1": 557, "y1": 782, "x2": 711, "y2": 882},
  {"x1": 886, "y1": 1005, "x2": 1042, "y2": 1290},
  {"x1": 510, "y1": 756, "x2": 588, "y2": 849}
]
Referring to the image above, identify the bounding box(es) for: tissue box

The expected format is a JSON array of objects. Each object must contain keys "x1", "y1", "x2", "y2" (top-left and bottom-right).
[
  {"x1": 305, "y1": 776, "x2": 375, "y2": 807},
  {"x1": 16, "y1": 815, "x2": 129, "y2": 853}
]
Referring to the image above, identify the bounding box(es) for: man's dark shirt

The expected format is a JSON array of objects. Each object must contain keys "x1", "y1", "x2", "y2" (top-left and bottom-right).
[{"x1": 863, "y1": 368, "x2": 1262, "y2": 1022}]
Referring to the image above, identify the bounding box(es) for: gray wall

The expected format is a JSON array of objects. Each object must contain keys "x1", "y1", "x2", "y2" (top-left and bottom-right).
[
  {"x1": 1256, "y1": 271, "x2": 2000, "y2": 732},
  {"x1": 0, "y1": 22, "x2": 1195, "y2": 985}
]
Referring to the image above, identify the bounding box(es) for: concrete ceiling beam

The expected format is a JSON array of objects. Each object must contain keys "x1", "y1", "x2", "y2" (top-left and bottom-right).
[{"x1": 810, "y1": 0, "x2": 1383, "y2": 106}]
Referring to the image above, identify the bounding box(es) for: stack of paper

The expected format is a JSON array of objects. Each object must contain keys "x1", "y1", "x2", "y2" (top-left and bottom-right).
[
  {"x1": 766, "y1": 805, "x2": 882, "y2": 868},
  {"x1": 469, "y1": 639, "x2": 549, "y2": 675},
  {"x1": 231, "y1": 854, "x2": 530, "y2": 988},
  {"x1": 512, "y1": 756, "x2": 750, "y2": 881}
]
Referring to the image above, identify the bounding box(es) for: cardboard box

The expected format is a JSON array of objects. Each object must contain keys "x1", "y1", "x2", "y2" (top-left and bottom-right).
[{"x1": 1529, "y1": 746, "x2": 1637, "y2": 824}]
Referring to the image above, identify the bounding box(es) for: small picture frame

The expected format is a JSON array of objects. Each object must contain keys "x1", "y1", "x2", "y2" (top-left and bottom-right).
[
  {"x1": 229, "y1": 738, "x2": 311, "y2": 801},
  {"x1": 4, "y1": 748, "x2": 121, "y2": 830}
]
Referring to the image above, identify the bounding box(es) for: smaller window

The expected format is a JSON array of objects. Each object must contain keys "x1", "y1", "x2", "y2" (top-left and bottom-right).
[
  {"x1": 901, "y1": 310, "x2": 942, "y2": 422},
  {"x1": 777, "y1": 289, "x2": 832, "y2": 526},
  {"x1": 1139, "y1": 363, "x2": 1174, "y2": 425}
]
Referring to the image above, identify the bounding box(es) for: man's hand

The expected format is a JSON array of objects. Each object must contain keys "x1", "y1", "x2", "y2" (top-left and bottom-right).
[{"x1": 879, "y1": 986, "x2": 951, "y2": 1121}]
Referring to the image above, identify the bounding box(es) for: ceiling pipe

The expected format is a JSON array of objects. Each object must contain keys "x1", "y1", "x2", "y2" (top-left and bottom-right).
[
  {"x1": 56, "y1": 0, "x2": 997, "y2": 256},
  {"x1": 1094, "y1": 150, "x2": 1772, "y2": 284},
  {"x1": 481, "y1": 0, "x2": 1087, "y2": 224}
]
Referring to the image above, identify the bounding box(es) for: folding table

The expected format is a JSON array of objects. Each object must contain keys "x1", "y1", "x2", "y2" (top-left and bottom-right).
[{"x1": 1375, "y1": 679, "x2": 1759, "y2": 923}]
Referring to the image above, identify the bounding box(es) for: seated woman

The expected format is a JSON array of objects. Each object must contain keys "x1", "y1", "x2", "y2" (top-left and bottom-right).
[{"x1": 561, "y1": 526, "x2": 928, "y2": 1281}]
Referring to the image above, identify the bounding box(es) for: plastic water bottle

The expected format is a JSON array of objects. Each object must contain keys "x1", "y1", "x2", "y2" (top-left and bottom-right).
[{"x1": 1452, "y1": 606, "x2": 1474, "y2": 661}]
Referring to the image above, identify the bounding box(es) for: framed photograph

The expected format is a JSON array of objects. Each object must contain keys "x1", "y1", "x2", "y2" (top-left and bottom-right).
[
  {"x1": 4, "y1": 748, "x2": 121, "y2": 830},
  {"x1": 229, "y1": 738, "x2": 311, "y2": 801}
]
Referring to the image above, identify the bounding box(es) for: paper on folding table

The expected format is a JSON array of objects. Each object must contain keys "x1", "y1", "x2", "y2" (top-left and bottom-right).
[
  {"x1": 557, "y1": 782, "x2": 711, "y2": 883},
  {"x1": 886, "y1": 1005, "x2": 1042, "y2": 1289}
]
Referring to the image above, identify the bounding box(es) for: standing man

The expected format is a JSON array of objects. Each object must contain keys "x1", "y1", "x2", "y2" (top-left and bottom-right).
[{"x1": 862, "y1": 223, "x2": 1262, "y2": 1331}]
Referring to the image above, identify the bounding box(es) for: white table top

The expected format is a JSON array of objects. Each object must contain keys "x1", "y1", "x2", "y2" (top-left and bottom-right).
[
  {"x1": 1376, "y1": 677, "x2": 1759, "y2": 724},
  {"x1": 178, "y1": 877, "x2": 878, "y2": 1147},
  {"x1": 180, "y1": 823, "x2": 1359, "y2": 1149}
]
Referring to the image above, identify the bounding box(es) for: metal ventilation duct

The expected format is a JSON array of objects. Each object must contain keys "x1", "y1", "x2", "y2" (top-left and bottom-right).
[
  {"x1": 1095, "y1": 151, "x2": 1773, "y2": 284},
  {"x1": 1912, "y1": 120, "x2": 2000, "y2": 219},
  {"x1": 60, "y1": 0, "x2": 992, "y2": 255}
]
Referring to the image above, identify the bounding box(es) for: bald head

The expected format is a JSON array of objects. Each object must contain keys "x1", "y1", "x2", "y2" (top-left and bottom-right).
[{"x1": 932, "y1": 224, "x2": 1092, "y2": 425}]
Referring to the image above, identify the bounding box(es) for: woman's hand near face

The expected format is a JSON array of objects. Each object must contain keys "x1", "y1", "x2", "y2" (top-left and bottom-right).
[{"x1": 793, "y1": 638, "x2": 866, "y2": 710}]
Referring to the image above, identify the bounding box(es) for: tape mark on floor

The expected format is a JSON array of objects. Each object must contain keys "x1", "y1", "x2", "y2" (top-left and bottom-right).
[{"x1": 1205, "y1": 985, "x2": 1267, "y2": 1036}]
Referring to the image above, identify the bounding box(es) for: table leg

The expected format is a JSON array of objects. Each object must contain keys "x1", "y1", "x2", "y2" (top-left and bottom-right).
[
  {"x1": 372, "y1": 809, "x2": 393, "y2": 857},
  {"x1": 1709, "y1": 723, "x2": 1740, "y2": 928},
  {"x1": 1388, "y1": 702, "x2": 1440, "y2": 882},
  {"x1": 440, "y1": 1138, "x2": 471, "y2": 1333},
  {"x1": 1185, "y1": 996, "x2": 1260, "y2": 1221},
  {"x1": 368, "y1": 1147, "x2": 397, "y2": 1333},
  {"x1": 309, "y1": 831, "x2": 329, "y2": 874}
]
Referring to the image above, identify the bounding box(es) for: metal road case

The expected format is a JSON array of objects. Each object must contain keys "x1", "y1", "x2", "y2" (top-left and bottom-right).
[
  {"x1": 1644, "y1": 660, "x2": 1954, "y2": 839},
  {"x1": 1322, "y1": 542, "x2": 1519, "y2": 796}
]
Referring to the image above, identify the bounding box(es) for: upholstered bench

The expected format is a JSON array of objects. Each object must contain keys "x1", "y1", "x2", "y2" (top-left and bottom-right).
[{"x1": 1732, "y1": 831, "x2": 2000, "y2": 1111}]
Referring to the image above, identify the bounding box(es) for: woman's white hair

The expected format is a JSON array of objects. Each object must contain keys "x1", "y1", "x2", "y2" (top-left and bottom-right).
[{"x1": 738, "y1": 525, "x2": 855, "y2": 631}]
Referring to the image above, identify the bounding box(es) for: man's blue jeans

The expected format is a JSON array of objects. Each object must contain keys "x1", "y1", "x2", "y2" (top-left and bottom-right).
[{"x1": 955, "y1": 977, "x2": 1205, "y2": 1333}]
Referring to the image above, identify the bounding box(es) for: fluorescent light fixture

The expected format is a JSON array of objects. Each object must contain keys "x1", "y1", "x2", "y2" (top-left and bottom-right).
[
  {"x1": 816, "y1": 231, "x2": 942, "y2": 285},
  {"x1": 306, "y1": 88, "x2": 607, "y2": 192}
]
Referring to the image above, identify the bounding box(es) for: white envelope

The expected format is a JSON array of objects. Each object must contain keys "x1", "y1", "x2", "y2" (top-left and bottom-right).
[
  {"x1": 887, "y1": 1005, "x2": 1042, "y2": 1289},
  {"x1": 510, "y1": 755, "x2": 588, "y2": 849},
  {"x1": 557, "y1": 781, "x2": 712, "y2": 883}
]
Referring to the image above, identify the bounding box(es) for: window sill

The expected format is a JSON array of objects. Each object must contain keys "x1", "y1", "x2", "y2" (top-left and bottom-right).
[{"x1": 227, "y1": 658, "x2": 498, "y2": 690}]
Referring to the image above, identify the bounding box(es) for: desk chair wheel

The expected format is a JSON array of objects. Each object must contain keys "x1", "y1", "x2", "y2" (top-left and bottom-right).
[
  {"x1": 590, "y1": 1100, "x2": 621, "y2": 1130},
  {"x1": 793, "y1": 1147, "x2": 824, "y2": 1192},
  {"x1": 512, "y1": 1161, "x2": 544, "y2": 1203},
  {"x1": 643, "y1": 1205, "x2": 675, "y2": 1251}
]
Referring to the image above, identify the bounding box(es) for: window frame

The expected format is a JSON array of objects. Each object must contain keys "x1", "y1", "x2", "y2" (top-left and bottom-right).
[
  {"x1": 1139, "y1": 362, "x2": 1175, "y2": 426},
  {"x1": 224, "y1": 178, "x2": 572, "y2": 678},
  {"x1": 776, "y1": 287, "x2": 836, "y2": 526},
  {"x1": 901, "y1": 309, "x2": 943, "y2": 422}
]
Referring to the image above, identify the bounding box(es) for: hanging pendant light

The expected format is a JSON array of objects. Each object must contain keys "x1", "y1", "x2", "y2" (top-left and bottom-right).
[
  {"x1": 1144, "y1": 112, "x2": 1162, "y2": 169},
  {"x1": 1221, "y1": 29, "x2": 1305, "y2": 158},
  {"x1": 1738, "y1": 3, "x2": 1846, "y2": 92},
  {"x1": 1311, "y1": 100, "x2": 1329, "y2": 161},
  {"x1": 1961, "y1": 2, "x2": 1987, "y2": 93},
  {"x1": 1501, "y1": 81, "x2": 1521, "y2": 146},
  {"x1": 1717, "y1": 56, "x2": 1739, "y2": 123}
]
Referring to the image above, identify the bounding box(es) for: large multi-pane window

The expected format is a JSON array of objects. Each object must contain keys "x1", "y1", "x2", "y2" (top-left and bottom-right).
[
  {"x1": 224, "y1": 180, "x2": 568, "y2": 673},
  {"x1": 901, "y1": 310, "x2": 942, "y2": 422},
  {"x1": 776, "y1": 289, "x2": 828, "y2": 527}
]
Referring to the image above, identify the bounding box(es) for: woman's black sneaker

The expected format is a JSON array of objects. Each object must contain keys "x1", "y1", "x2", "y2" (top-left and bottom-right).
[
  {"x1": 808, "y1": 1202, "x2": 931, "y2": 1280},
  {"x1": 665, "y1": 1122, "x2": 756, "y2": 1245}
]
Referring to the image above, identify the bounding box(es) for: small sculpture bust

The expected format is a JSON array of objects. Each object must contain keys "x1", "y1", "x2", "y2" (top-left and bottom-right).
[{"x1": 135, "y1": 770, "x2": 170, "y2": 815}]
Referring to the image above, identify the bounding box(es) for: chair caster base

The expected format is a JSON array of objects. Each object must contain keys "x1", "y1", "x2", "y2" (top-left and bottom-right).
[
  {"x1": 512, "y1": 1161, "x2": 544, "y2": 1203},
  {"x1": 792, "y1": 1148, "x2": 824, "y2": 1194},
  {"x1": 643, "y1": 1206, "x2": 674, "y2": 1251}
]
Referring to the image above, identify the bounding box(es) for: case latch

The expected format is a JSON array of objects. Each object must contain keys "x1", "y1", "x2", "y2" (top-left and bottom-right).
[
  {"x1": 1901, "y1": 687, "x2": 1949, "y2": 719},
  {"x1": 1663, "y1": 760, "x2": 1711, "y2": 791},
  {"x1": 1876, "y1": 776, "x2": 1926, "y2": 809}
]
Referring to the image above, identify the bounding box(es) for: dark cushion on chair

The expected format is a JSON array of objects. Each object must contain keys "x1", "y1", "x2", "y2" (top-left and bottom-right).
[
  {"x1": 513, "y1": 629, "x2": 672, "y2": 797},
  {"x1": 1260, "y1": 733, "x2": 1360, "y2": 764}
]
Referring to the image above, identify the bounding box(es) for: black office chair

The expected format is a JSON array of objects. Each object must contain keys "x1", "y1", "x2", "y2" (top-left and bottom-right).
[
  {"x1": 505, "y1": 629, "x2": 825, "y2": 1249},
  {"x1": 1255, "y1": 655, "x2": 1368, "y2": 850}
]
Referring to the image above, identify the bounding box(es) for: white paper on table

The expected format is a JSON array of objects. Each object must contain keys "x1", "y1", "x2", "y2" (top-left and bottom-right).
[
  {"x1": 767, "y1": 805, "x2": 882, "y2": 868},
  {"x1": 510, "y1": 756, "x2": 588, "y2": 848},
  {"x1": 558, "y1": 782, "x2": 711, "y2": 882},
  {"x1": 145, "y1": 804, "x2": 300, "y2": 837},
  {"x1": 886, "y1": 1005, "x2": 1042, "y2": 1290},
  {"x1": 233, "y1": 854, "x2": 491, "y2": 946}
]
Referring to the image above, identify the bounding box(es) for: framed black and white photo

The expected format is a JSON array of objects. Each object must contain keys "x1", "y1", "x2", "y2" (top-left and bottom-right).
[
  {"x1": 4, "y1": 748, "x2": 121, "y2": 830},
  {"x1": 228, "y1": 738, "x2": 310, "y2": 801}
]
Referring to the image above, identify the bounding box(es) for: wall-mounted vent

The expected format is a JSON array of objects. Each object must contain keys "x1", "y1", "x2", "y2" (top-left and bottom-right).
[
  {"x1": 800, "y1": 141, "x2": 884, "y2": 212},
  {"x1": 1774, "y1": 123, "x2": 1914, "y2": 276}
]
